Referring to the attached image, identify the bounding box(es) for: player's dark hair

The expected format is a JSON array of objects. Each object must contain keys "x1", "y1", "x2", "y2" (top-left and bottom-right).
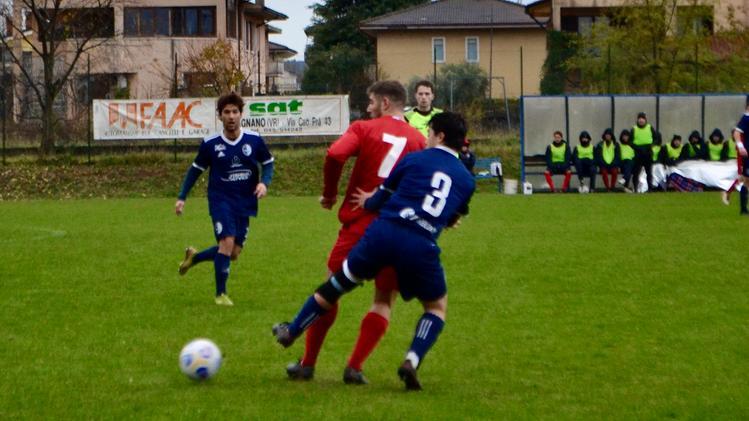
[
  {"x1": 368, "y1": 81, "x2": 407, "y2": 107},
  {"x1": 553, "y1": 130, "x2": 564, "y2": 138},
  {"x1": 429, "y1": 112, "x2": 467, "y2": 151},
  {"x1": 414, "y1": 80, "x2": 434, "y2": 93},
  {"x1": 217, "y1": 92, "x2": 244, "y2": 114}
]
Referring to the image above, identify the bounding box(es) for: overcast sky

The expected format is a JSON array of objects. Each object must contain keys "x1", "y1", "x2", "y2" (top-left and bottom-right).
[
  {"x1": 265, "y1": 0, "x2": 320, "y2": 61},
  {"x1": 265, "y1": 0, "x2": 531, "y2": 62}
]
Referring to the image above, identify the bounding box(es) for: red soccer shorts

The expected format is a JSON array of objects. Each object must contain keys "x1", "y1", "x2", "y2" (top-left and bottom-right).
[{"x1": 327, "y1": 216, "x2": 399, "y2": 292}]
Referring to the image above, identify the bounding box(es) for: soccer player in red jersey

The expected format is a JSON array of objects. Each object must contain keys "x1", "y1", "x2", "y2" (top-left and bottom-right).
[{"x1": 284, "y1": 80, "x2": 426, "y2": 382}]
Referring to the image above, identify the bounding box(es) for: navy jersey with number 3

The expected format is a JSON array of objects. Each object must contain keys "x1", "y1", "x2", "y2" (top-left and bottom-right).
[
  {"x1": 374, "y1": 146, "x2": 476, "y2": 239},
  {"x1": 193, "y1": 130, "x2": 274, "y2": 217}
]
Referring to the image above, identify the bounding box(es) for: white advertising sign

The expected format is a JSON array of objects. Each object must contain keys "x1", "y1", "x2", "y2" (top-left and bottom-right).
[{"x1": 94, "y1": 95, "x2": 350, "y2": 140}]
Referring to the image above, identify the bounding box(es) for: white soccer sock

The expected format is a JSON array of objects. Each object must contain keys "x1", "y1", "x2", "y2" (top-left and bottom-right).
[{"x1": 406, "y1": 351, "x2": 420, "y2": 369}]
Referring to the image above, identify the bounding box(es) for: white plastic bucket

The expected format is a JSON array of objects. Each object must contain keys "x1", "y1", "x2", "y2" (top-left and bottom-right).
[
  {"x1": 523, "y1": 181, "x2": 533, "y2": 195},
  {"x1": 504, "y1": 179, "x2": 518, "y2": 195}
]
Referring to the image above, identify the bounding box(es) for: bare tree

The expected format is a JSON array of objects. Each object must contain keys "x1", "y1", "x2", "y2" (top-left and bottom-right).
[
  {"x1": 184, "y1": 39, "x2": 246, "y2": 97},
  {"x1": 0, "y1": 0, "x2": 114, "y2": 155}
]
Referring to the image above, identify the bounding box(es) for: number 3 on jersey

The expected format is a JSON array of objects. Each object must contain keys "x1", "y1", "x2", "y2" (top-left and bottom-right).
[
  {"x1": 378, "y1": 133, "x2": 407, "y2": 178},
  {"x1": 422, "y1": 171, "x2": 452, "y2": 217}
]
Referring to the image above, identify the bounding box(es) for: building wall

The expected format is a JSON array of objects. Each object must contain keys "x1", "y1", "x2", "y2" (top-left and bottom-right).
[
  {"x1": 552, "y1": 0, "x2": 748, "y2": 30},
  {"x1": 375, "y1": 28, "x2": 547, "y2": 98}
]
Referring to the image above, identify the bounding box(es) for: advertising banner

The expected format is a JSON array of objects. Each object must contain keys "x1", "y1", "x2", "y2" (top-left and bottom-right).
[
  {"x1": 94, "y1": 95, "x2": 350, "y2": 140},
  {"x1": 240, "y1": 95, "x2": 349, "y2": 136},
  {"x1": 93, "y1": 98, "x2": 216, "y2": 140}
]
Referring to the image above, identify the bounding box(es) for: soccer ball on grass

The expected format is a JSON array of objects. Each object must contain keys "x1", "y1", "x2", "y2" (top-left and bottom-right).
[{"x1": 179, "y1": 338, "x2": 222, "y2": 380}]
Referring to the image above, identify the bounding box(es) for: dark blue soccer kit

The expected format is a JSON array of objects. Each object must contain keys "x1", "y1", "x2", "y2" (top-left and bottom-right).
[
  {"x1": 178, "y1": 130, "x2": 274, "y2": 298},
  {"x1": 345, "y1": 146, "x2": 476, "y2": 301},
  {"x1": 183, "y1": 131, "x2": 274, "y2": 246}
]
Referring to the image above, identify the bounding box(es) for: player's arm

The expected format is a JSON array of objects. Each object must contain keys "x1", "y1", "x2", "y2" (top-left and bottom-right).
[
  {"x1": 351, "y1": 184, "x2": 394, "y2": 212},
  {"x1": 355, "y1": 155, "x2": 412, "y2": 211},
  {"x1": 176, "y1": 144, "x2": 209, "y2": 215},
  {"x1": 322, "y1": 127, "x2": 362, "y2": 207},
  {"x1": 447, "y1": 182, "x2": 476, "y2": 229},
  {"x1": 255, "y1": 140, "x2": 275, "y2": 199},
  {"x1": 447, "y1": 201, "x2": 469, "y2": 229}
]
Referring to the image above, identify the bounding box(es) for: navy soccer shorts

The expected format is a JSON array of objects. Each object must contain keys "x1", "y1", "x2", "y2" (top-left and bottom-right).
[
  {"x1": 345, "y1": 219, "x2": 446, "y2": 302},
  {"x1": 741, "y1": 157, "x2": 749, "y2": 177},
  {"x1": 210, "y1": 203, "x2": 250, "y2": 247}
]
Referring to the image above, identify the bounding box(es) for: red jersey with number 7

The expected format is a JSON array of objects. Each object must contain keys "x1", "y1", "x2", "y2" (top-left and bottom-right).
[{"x1": 323, "y1": 115, "x2": 426, "y2": 225}]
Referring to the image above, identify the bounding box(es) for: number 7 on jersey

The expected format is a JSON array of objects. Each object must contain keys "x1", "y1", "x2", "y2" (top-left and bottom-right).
[{"x1": 378, "y1": 133, "x2": 408, "y2": 178}]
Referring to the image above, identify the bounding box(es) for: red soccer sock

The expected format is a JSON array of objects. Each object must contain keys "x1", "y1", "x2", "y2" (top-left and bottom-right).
[
  {"x1": 562, "y1": 171, "x2": 572, "y2": 191},
  {"x1": 347, "y1": 312, "x2": 389, "y2": 371},
  {"x1": 544, "y1": 172, "x2": 555, "y2": 191},
  {"x1": 600, "y1": 169, "x2": 611, "y2": 190},
  {"x1": 300, "y1": 301, "x2": 339, "y2": 367}
]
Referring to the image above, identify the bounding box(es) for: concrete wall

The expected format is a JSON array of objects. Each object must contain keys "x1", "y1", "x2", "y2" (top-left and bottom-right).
[{"x1": 375, "y1": 28, "x2": 547, "y2": 98}]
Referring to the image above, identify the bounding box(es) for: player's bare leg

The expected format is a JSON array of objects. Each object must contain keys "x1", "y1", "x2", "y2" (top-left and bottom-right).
[
  {"x1": 230, "y1": 244, "x2": 242, "y2": 261},
  {"x1": 344, "y1": 288, "x2": 398, "y2": 385},
  {"x1": 399, "y1": 295, "x2": 448, "y2": 391}
]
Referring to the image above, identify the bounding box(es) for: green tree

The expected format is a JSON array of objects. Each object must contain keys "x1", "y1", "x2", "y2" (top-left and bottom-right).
[
  {"x1": 407, "y1": 63, "x2": 488, "y2": 111},
  {"x1": 302, "y1": 0, "x2": 428, "y2": 111},
  {"x1": 540, "y1": 31, "x2": 576, "y2": 95},
  {"x1": 566, "y1": 0, "x2": 749, "y2": 94}
]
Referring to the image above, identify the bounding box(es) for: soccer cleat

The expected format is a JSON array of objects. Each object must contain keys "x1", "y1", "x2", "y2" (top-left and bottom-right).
[
  {"x1": 343, "y1": 366, "x2": 369, "y2": 385},
  {"x1": 272, "y1": 322, "x2": 296, "y2": 348},
  {"x1": 179, "y1": 247, "x2": 197, "y2": 275},
  {"x1": 397, "y1": 360, "x2": 422, "y2": 391},
  {"x1": 286, "y1": 360, "x2": 314, "y2": 380},
  {"x1": 215, "y1": 294, "x2": 234, "y2": 306}
]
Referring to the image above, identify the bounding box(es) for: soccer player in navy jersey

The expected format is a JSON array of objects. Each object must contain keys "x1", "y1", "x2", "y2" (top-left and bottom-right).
[
  {"x1": 732, "y1": 102, "x2": 749, "y2": 215},
  {"x1": 284, "y1": 81, "x2": 424, "y2": 384},
  {"x1": 273, "y1": 112, "x2": 475, "y2": 390},
  {"x1": 175, "y1": 92, "x2": 274, "y2": 305}
]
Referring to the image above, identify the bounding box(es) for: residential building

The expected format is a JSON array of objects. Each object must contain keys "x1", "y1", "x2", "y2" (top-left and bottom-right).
[
  {"x1": 1, "y1": 0, "x2": 296, "y2": 121},
  {"x1": 360, "y1": 0, "x2": 548, "y2": 98},
  {"x1": 267, "y1": 40, "x2": 299, "y2": 94}
]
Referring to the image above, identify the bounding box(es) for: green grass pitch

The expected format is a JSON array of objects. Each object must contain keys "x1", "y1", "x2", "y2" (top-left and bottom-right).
[{"x1": 1, "y1": 193, "x2": 748, "y2": 419}]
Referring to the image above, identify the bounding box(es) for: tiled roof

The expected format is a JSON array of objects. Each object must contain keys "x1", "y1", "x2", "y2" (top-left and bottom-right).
[
  {"x1": 361, "y1": 0, "x2": 537, "y2": 30},
  {"x1": 269, "y1": 41, "x2": 297, "y2": 55}
]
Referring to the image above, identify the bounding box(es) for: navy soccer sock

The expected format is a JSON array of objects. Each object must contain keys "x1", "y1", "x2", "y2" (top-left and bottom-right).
[
  {"x1": 405, "y1": 313, "x2": 445, "y2": 369},
  {"x1": 214, "y1": 253, "x2": 231, "y2": 296},
  {"x1": 288, "y1": 296, "x2": 328, "y2": 338},
  {"x1": 194, "y1": 246, "x2": 218, "y2": 264},
  {"x1": 741, "y1": 186, "x2": 748, "y2": 213}
]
